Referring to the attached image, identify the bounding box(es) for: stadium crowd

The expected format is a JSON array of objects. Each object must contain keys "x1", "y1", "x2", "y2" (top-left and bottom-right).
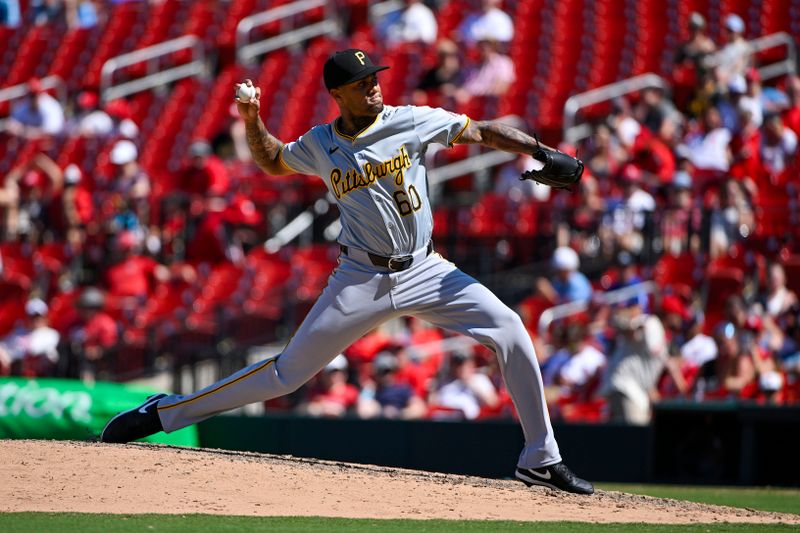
[{"x1": 0, "y1": 2, "x2": 799, "y2": 424}]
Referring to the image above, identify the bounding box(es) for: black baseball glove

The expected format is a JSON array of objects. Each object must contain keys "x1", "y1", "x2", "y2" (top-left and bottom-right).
[{"x1": 521, "y1": 136, "x2": 584, "y2": 190}]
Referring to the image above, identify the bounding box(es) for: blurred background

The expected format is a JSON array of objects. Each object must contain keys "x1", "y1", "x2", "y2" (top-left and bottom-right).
[{"x1": 0, "y1": 0, "x2": 799, "y2": 486}]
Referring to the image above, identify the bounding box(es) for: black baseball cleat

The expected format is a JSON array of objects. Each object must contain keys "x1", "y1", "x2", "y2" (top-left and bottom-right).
[
  {"x1": 100, "y1": 393, "x2": 168, "y2": 443},
  {"x1": 515, "y1": 462, "x2": 594, "y2": 495}
]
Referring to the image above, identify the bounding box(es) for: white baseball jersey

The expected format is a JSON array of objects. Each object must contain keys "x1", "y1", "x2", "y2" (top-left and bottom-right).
[
  {"x1": 279, "y1": 105, "x2": 470, "y2": 256},
  {"x1": 155, "y1": 103, "x2": 562, "y2": 473}
]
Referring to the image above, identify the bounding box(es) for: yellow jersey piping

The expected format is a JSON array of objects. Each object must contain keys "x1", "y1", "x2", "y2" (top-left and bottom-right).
[
  {"x1": 449, "y1": 116, "x2": 471, "y2": 147},
  {"x1": 157, "y1": 358, "x2": 278, "y2": 411},
  {"x1": 333, "y1": 114, "x2": 381, "y2": 141},
  {"x1": 278, "y1": 146, "x2": 300, "y2": 173}
]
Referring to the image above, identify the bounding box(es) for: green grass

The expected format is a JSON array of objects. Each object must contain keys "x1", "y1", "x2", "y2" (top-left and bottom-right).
[
  {"x1": 598, "y1": 484, "x2": 800, "y2": 516},
  {"x1": 0, "y1": 514, "x2": 796, "y2": 533}
]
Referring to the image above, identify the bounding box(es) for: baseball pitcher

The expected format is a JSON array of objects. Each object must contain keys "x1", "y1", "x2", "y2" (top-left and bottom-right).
[{"x1": 101, "y1": 49, "x2": 592, "y2": 494}]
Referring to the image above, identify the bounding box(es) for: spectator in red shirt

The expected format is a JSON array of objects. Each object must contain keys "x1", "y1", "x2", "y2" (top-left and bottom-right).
[
  {"x1": 105, "y1": 230, "x2": 166, "y2": 302},
  {"x1": 68, "y1": 286, "x2": 119, "y2": 383},
  {"x1": 177, "y1": 141, "x2": 230, "y2": 197},
  {"x1": 297, "y1": 354, "x2": 359, "y2": 417}
]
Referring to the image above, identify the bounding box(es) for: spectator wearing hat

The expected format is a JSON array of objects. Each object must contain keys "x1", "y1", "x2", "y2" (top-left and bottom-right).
[
  {"x1": 357, "y1": 351, "x2": 426, "y2": 419},
  {"x1": 0, "y1": 298, "x2": 60, "y2": 377},
  {"x1": 103, "y1": 99, "x2": 140, "y2": 139},
  {"x1": 108, "y1": 140, "x2": 149, "y2": 198},
  {"x1": 57, "y1": 163, "x2": 93, "y2": 246},
  {"x1": 106, "y1": 139, "x2": 150, "y2": 226},
  {"x1": 619, "y1": 164, "x2": 657, "y2": 216},
  {"x1": 534, "y1": 246, "x2": 592, "y2": 306},
  {"x1": 432, "y1": 349, "x2": 499, "y2": 419},
  {"x1": 72, "y1": 91, "x2": 114, "y2": 137},
  {"x1": 710, "y1": 14, "x2": 752, "y2": 89},
  {"x1": 67, "y1": 287, "x2": 118, "y2": 382},
  {"x1": 6, "y1": 79, "x2": 65, "y2": 139},
  {"x1": 297, "y1": 354, "x2": 359, "y2": 417},
  {"x1": 655, "y1": 294, "x2": 699, "y2": 398},
  {"x1": 601, "y1": 303, "x2": 667, "y2": 425}
]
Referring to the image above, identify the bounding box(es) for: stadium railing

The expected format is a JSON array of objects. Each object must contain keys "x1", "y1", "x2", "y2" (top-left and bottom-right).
[
  {"x1": 235, "y1": 0, "x2": 341, "y2": 65},
  {"x1": 562, "y1": 31, "x2": 798, "y2": 144},
  {"x1": 99, "y1": 35, "x2": 208, "y2": 103}
]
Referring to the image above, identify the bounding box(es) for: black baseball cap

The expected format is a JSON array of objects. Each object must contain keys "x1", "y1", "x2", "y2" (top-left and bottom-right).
[{"x1": 323, "y1": 49, "x2": 389, "y2": 90}]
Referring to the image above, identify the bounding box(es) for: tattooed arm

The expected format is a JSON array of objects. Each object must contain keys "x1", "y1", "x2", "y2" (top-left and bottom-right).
[
  {"x1": 455, "y1": 119, "x2": 558, "y2": 154},
  {"x1": 236, "y1": 79, "x2": 293, "y2": 176}
]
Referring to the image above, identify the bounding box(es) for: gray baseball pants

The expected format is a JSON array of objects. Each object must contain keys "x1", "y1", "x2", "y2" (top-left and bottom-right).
[{"x1": 157, "y1": 247, "x2": 562, "y2": 469}]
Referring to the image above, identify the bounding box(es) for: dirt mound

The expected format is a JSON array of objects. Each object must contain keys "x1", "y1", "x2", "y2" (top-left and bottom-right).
[{"x1": 1, "y1": 439, "x2": 796, "y2": 524}]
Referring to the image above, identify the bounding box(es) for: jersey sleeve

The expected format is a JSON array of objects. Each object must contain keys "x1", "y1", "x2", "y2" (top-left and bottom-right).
[
  {"x1": 411, "y1": 106, "x2": 470, "y2": 148},
  {"x1": 279, "y1": 129, "x2": 322, "y2": 176}
]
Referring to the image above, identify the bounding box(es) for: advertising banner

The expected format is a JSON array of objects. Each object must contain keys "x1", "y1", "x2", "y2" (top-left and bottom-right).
[{"x1": 0, "y1": 377, "x2": 197, "y2": 446}]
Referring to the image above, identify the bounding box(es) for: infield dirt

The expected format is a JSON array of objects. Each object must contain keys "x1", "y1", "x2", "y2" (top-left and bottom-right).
[{"x1": 1, "y1": 439, "x2": 797, "y2": 524}]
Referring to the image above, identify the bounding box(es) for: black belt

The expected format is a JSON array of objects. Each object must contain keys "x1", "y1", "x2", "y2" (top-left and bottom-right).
[{"x1": 340, "y1": 241, "x2": 433, "y2": 272}]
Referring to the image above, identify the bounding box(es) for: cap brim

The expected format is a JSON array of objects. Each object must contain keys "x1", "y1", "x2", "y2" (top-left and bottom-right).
[{"x1": 334, "y1": 65, "x2": 390, "y2": 89}]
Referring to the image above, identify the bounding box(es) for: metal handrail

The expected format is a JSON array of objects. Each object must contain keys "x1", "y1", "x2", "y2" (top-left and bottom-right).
[
  {"x1": 236, "y1": 0, "x2": 340, "y2": 65},
  {"x1": 0, "y1": 75, "x2": 67, "y2": 106},
  {"x1": 703, "y1": 31, "x2": 797, "y2": 81},
  {"x1": 562, "y1": 73, "x2": 669, "y2": 144},
  {"x1": 537, "y1": 281, "x2": 657, "y2": 338},
  {"x1": 100, "y1": 35, "x2": 206, "y2": 103},
  {"x1": 562, "y1": 32, "x2": 798, "y2": 144}
]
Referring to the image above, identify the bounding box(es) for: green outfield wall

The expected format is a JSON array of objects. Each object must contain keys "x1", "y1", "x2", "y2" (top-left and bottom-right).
[{"x1": 0, "y1": 377, "x2": 198, "y2": 446}]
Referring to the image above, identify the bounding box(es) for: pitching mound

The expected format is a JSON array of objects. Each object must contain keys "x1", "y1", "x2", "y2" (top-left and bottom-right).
[{"x1": 1, "y1": 439, "x2": 796, "y2": 524}]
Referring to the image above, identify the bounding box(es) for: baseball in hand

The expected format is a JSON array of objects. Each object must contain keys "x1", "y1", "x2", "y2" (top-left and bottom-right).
[{"x1": 236, "y1": 83, "x2": 256, "y2": 103}]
